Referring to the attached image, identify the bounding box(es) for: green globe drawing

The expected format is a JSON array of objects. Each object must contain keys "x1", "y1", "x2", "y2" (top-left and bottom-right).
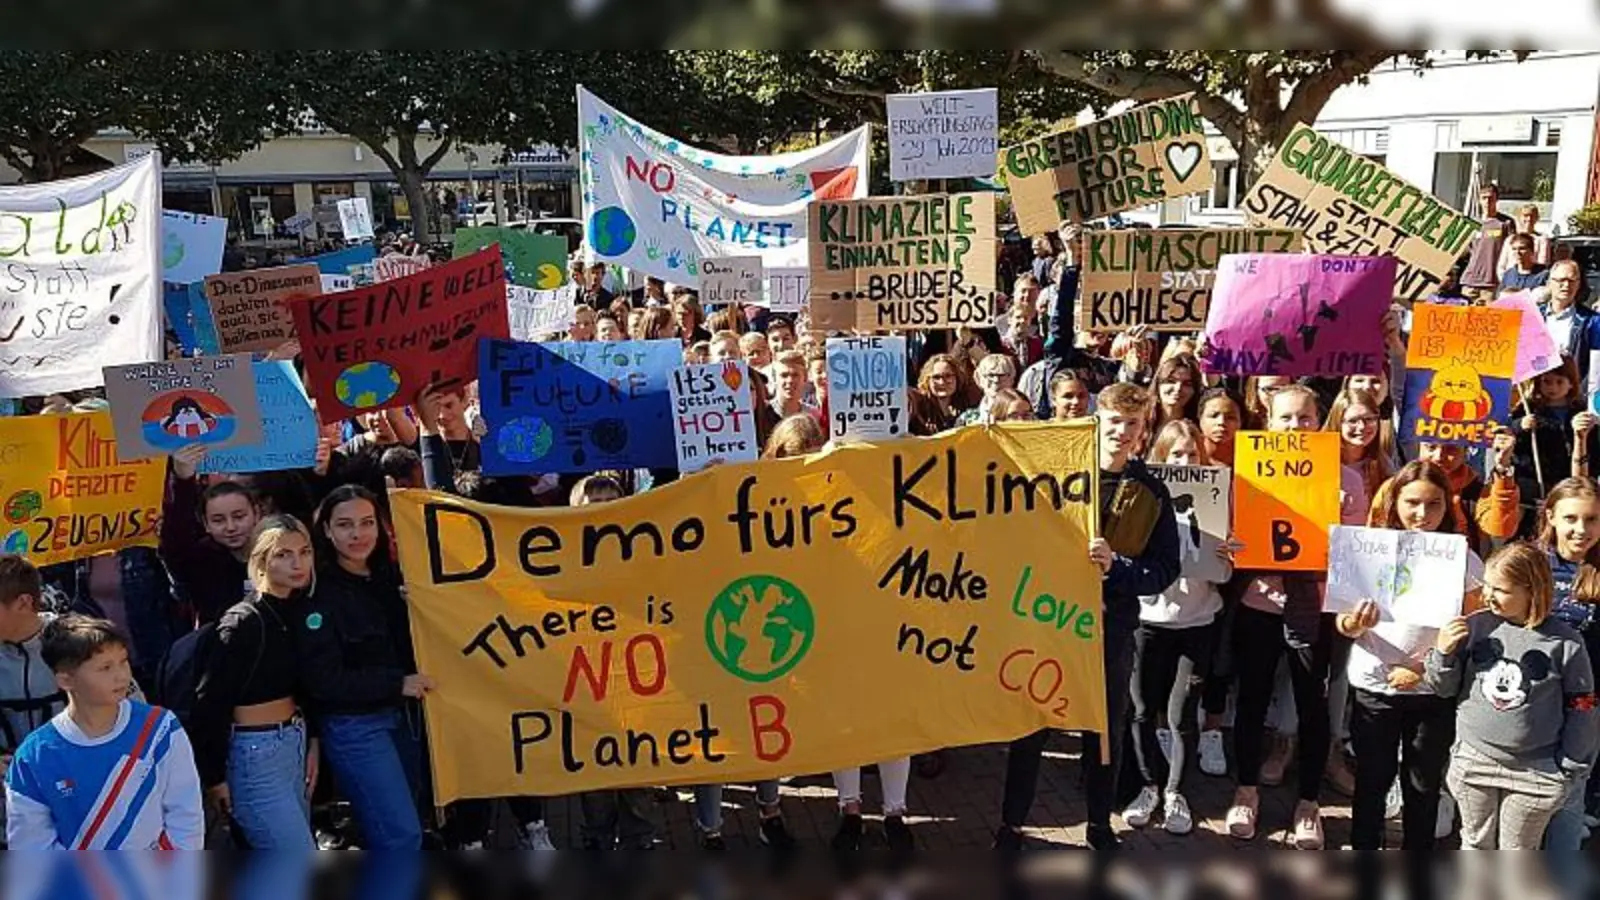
[
  {"x1": 163, "y1": 232, "x2": 185, "y2": 269},
  {"x1": 588, "y1": 206, "x2": 637, "y2": 257},
  {"x1": 334, "y1": 361, "x2": 402, "y2": 409},
  {"x1": 498, "y1": 415, "x2": 554, "y2": 463},
  {"x1": 704, "y1": 575, "x2": 815, "y2": 683}
]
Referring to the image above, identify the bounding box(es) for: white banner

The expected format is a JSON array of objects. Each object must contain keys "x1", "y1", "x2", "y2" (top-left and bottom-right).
[
  {"x1": 0, "y1": 155, "x2": 162, "y2": 397},
  {"x1": 578, "y1": 85, "x2": 870, "y2": 282},
  {"x1": 886, "y1": 88, "x2": 999, "y2": 182}
]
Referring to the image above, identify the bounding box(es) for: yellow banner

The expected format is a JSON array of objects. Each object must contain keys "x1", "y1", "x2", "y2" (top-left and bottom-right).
[
  {"x1": 0, "y1": 412, "x2": 164, "y2": 566},
  {"x1": 393, "y1": 424, "x2": 1106, "y2": 803}
]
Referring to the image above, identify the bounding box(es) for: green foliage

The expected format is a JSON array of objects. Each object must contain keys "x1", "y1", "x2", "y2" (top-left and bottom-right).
[{"x1": 1569, "y1": 204, "x2": 1600, "y2": 236}]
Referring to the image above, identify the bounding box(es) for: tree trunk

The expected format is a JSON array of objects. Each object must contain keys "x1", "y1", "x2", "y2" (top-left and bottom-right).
[{"x1": 398, "y1": 171, "x2": 433, "y2": 245}]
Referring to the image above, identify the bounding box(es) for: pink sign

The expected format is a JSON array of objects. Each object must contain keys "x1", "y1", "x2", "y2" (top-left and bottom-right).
[
  {"x1": 1489, "y1": 290, "x2": 1560, "y2": 382},
  {"x1": 1202, "y1": 254, "x2": 1396, "y2": 377}
]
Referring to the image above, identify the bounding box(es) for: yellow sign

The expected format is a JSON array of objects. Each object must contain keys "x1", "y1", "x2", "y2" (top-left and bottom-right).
[
  {"x1": 393, "y1": 424, "x2": 1106, "y2": 803},
  {"x1": 0, "y1": 412, "x2": 164, "y2": 566}
]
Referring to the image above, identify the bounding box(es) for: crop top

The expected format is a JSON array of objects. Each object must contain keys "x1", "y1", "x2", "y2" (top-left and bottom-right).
[{"x1": 189, "y1": 593, "x2": 305, "y2": 788}]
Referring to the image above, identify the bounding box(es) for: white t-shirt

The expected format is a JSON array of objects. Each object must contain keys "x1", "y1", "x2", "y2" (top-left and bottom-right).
[{"x1": 1346, "y1": 549, "x2": 1485, "y2": 695}]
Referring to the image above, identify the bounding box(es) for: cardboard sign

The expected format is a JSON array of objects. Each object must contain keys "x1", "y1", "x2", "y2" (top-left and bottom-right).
[
  {"x1": 1326, "y1": 525, "x2": 1468, "y2": 626},
  {"x1": 669, "y1": 361, "x2": 759, "y2": 473},
  {"x1": 198, "y1": 361, "x2": 319, "y2": 475},
  {"x1": 1079, "y1": 229, "x2": 1303, "y2": 332},
  {"x1": 0, "y1": 155, "x2": 162, "y2": 397},
  {"x1": 0, "y1": 412, "x2": 164, "y2": 566},
  {"x1": 337, "y1": 197, "x2": 374, "y2": 241},
  {"x1": 808, "y1": 192, "x2": 997, "y2": 332},
  {"x1": 477, "y1": 337, "x2": 679, "y2": 475},
  {"x1": 886, "y1": 88, "x2": 1000, "y2": 182},
  {"x1": 373, "y1": 253, "x2": 431, "y2": 283},
  {"x1": 1149, "y1": 465, "x2": 1232, "y2": 584},
  {"x1": 1489, "y1": 290, "x2": 1561, "y2": 382},
  {"x1": 1400, "y1": 303, "x2": 1519, "y2": 446},
  {"x1": 507, "y1": 284, "x2": 577, "y2": 341},
  {"x1": 102, "y1": 354, "x2": 263, "y2": 460},
  {"x1": 393, "y1": 422, "x2": 1105, "y2": 801},
  {"x1": 764, "y1": 267, "x2": 808, "y2": 314},
  {"x1": 579, "y1": 86, "x2": 870, "y2": 281},
  {"x1": 1233, "y1": 431, "x2": 1340, "y2": 571},
  {"x1": 1241, "y1": 123, "x2": 1477, "y2": 300},
  {"x1": 453, "y1": 228, "x2": 568, "y2": 289},
  {"x1": 296, "y1": 244, "x2": 377, "y2": 284},
  {"x1": 204, "y1": 263, "x2": 322, "y2": 355},
  {"x1": 826, "y1": 336, "x2": 909, "y2": 441},
  {"x1": 1201, "y1": 254, "x2": 1395, "y2": 377},
  {"x1": 700, "y1": 256, "x2": 764, "y2": 308},
  {"x1": 291, "y1": 247, "x2": 511, "y2": 424},
  {"x1": 1002, "y1": 94, "x2": 1213, "y2": 235},
  {"x1": 161, "y1": 210, "x2": 228, "y2": 285}
]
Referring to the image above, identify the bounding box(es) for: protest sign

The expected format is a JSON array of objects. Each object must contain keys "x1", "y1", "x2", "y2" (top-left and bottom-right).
[
  {"x1": 198, "y1": 362, "x2": 319, "y2": 475},
  {"x1": 373, "y1": 253, "x2": 432, "y2": 283},
  {"x1": 393, "y1": 422, "x2": 1105, "y2": 801},
  {"x1": 1489, "y1": 290, "x2": 1561, "y2": 382},
  {"x1": 204, "y1": 263, "x2": 322, "y2": 355},
  {"x1": 669, "y1": 361, "x2": 759, "y2": 474},
  {"x1": 1149, "y1": 465, "x2": 1232, "y2": 583},
  {"x1": 1233, "y1": 430, "x2": 1340, "y2": 571},
  {"x1": 579, "y1": 86, "x2": 870, "y2": 281},
  {"x1": 0, "y1": 412, "x2": 164, "y2": 566},
  {"x1": 296, "y1": 244, "x2": 377, "y2": 284},
  {"x1": 764, "y1": 267, "x2": 808, "y2": 314},
  {"x1": 292, "y1": 247, "x2": 511, "y2": 423},
  {"x1": 163, "y1": 282, "x2": 220, "y2": 357},
  {"x1": 337, "y1": 197, "x2": 374, "y2": 241},
  {"x1": 507, "y1": 284, "x2": 577, "y2": 341},
  {"x1": 808, "y1": 192, "x2": 997, "y2": 332},
  {"x1": 1201, "y1": 254, "x2": 1395, "y2": 377},
  {"x1": 161, "y1": 210, "x2": 228, "y2": 285},
  {"x1": 320, "y1": 274, "x2": 353, "y2": 293},
  {"x1": 282, "y1": 211, "x2": 314, "y2": 236},
  {"x1": 1079, "y1": 229, "x2": 1302, "y2": 333},
  {"x1": 1590, "y1": 351, "x2": 1600, "y2": 414},
  {"x1": 102, "y1": 353, "x2": 263, "y2": 460},
  {"x1": 886, "y1": 88, "x2": 999, "y2": 182},
  {"x1": 826, "y1": 336, "x2": 909, "y2": 441},
  {"x1": 1401, "y1": 303, "x2": 1519, "y2": 446},
  {"x1": 0, "y1": 155, "x2": 162, "y2": 397},
  {"x1": 1242, "y1": 124, "x2": 1477, "y2": 300},
  {"x1": 478, "y1": 337, "x2": 679, "y2": 474},
  {"x1": 1002, "y1": 94, "x2": 1212, "y2": 235},
  {"x1": 453, "y1": 228, "x2": 567, "y2": 289},
  {"x1": 1326, "y1": 525, "x2": 1468, "y2": 626},
  {"x1": 700, "y1": 256, "x2": 763, "y2": 308}
]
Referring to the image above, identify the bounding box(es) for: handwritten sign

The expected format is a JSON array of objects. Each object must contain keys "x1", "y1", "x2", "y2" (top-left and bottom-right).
[
  {"x1": 1149, "y1": 465, "x2": 1232, "y2": 583},
  {"x1": 1002, "y1": 94, "x2": 1213, "y2": 235},
  {"x1": 886, "y1": 88, "x2": 999, "y2": 182},
  {"x1": 1400, "y1": 303, "x2": 1519, "y2": 447},
  {"x1": 1242, "y1": 124, "x2": 1476, "y2": 300},
  {"x1": 0, "y1": 412, "x2": 163, "y2": 566},
  {"x1": 826, "y1": 336, "x2": 909, "y2": 441},
  {"x1": 393, "y1": 422, "x2": 1105, "y2": 801},
  {"x1": 204, "y1": 263, "x2": 322, "y2": 355},
  {"x1": 1326, "y1": 526, "x2": 1468, "y2": 626},
  {"x1": 477, "y1": 337, "x2": 679, "y2": 475},
  {"x1": 296, "y1": 244, "x2": 376, "y2": 284},
  {"x1": 1233, "y1": 431, "x2": 1340, "y2": 571},
  {"x1": 700, "y1": 256, "x2": 764, "y2": 308},
  {"x1": 0, "y1": 155, "x2": 162, "y2": 397},
  {"x1": 161, "y1": 210, "x2": 228, "y2": 285},
  {"x1": 763, "y1": 267, "x2": 809, "y2": 314},
  {"x1": 669, "y1": 361, "x2": 759, "y2": 474},
  {"x1": 198, "y1": 362, "x2": 319, "y2": 475},
  {"x1": 507, "y1": 284, "x2": 577, "y2": 341},
  {"x1": 373, "y1": 253, "x2": 431, "y2": 283},
  {"x1": 337, "y1": 197, "x2": 374, "y2": 241},
  {"x1": 102, "y1": 353, "x2": 263, "y2": 460},
  {"x1": 291, "y1": 247, "x2": 510, "y2": 424},
  {"x1": 1489, "y1": 291, "x2": 1561, "y2": 382},
  {"x1": 453, "y1": 228, "x2": 568, "y2": 290},
  {"x1": 808, "y1": 192, "x2": 997, "y2": 332},
  {"x1": 1201, "y1": 254, "x2": 1395, "y2": 377},
  {"x1": 1080, "y1": 229, "x2": 1302, "y2": 332}
]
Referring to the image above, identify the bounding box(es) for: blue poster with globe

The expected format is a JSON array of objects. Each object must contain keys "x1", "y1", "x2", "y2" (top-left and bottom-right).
[
  {"x1": 162, "y1": 210, "x2": 228, "y2": 285},
  {"x1": 478, "y1": 337, "x2": 680, "y2": 475}
]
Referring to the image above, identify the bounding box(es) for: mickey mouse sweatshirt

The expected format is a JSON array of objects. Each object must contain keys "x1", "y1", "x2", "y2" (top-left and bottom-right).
[{"x1": 1425, "y1": 613, "x2": 1599, "y2": 775}]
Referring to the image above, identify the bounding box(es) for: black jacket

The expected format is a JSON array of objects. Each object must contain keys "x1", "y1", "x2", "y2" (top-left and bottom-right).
[
  {"x1": 294, "y1": 564, "x2": 412, "y2": 719},
  {"x1": 1100, "y1": 458, "x2": 1181, "y2": 642}
]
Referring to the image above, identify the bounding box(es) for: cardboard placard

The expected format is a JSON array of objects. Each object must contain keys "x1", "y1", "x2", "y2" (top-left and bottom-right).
[
  {"x1": 1326, "y1": 525, "x2": 1468, "y2": 627},
  {"x1": 1148, "y1": 465, "x2": 1232, "y2": 584},
  {"x1": 101, "y1": 353, "x2": 263, "y2": 461},
  {"x1": 700, "y1": 256, "x2": 764, "y2": 308},
  {"x1": 1400, "y1": 303, "x2": 1520, "y2": 446},
  {"x1": 1002, "y1": 94, "x2": 1213, "y2": 235},
  {"x1": 826, "y1": 336, "x2": 909, "y2": 441},
  {"x1": 669, "y1": 361, "x2": 759, "y2": 473},
  {"x1": 886, "y1": 88, "x2": 1000, "y2": 182},
  {"x1": 198, "y1": 361, "x2": 319, "y2": 475},
  {"x1": 1233, "y1": 431, "x2": 1340, "y2": 571},
  {"x1": 808, "y1": 192, "x2": 997, "y2": 332},
  {"x1": 1241, "y1": 123, "x2": 1478, "y2": 300},
  {"x1": 1079, "y1": 228, "x2": 1302, "y2": 332},
  {"x1": 507, "y1": 284, "x2": 578, "y2": 341},
  {"x1": 204, "y1": 263, "x2": 322, "y2": 355},
  {"x1": 453, "y1": 228, "x2": 568, "y2": 289}
]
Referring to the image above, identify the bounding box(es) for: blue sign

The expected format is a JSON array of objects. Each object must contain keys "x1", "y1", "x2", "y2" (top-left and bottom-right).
[
  {"x1": 162, "y1": 210, "x2": 228, "y2": 285},
  {"x1": 294, "y1": 244, "x2": 377, "y2": 280},
  {"x1": 478, "y1": 337, "x2": 679, "y2": 475},
  {"x1": 163, "y1": 282, "x2": 220, "y2": 356},
  {"x1": 199, "y1": 361, "x2": 319, "y2": 474}
]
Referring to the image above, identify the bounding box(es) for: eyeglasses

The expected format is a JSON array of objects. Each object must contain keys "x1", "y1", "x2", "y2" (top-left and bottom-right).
[
  {"x1": 1551, "y1": 276, "x2": 1578, "y2": 283},
  {"x1": 929, "y1": 373, "x2": 956, "y2": 382}
]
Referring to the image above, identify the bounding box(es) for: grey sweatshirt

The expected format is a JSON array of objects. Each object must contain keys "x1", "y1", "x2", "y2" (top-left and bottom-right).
[{"x1": 1425, "y1": 613, "x2": 1599, "y2": 775}]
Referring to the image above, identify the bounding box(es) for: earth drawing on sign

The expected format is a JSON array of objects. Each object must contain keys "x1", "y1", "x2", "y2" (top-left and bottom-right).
[{"x1": 705, "y1": 575, "x2": 815, "y2": 683}]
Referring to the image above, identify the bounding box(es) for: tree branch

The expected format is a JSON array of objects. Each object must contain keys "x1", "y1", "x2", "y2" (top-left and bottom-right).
[
  {"x1": 0, "y1": 143, "x2": 38, "y2": 181},
  {"x1": 1031, "y1": 51, "x2": 1246, "y2": 149},
  {"x1": 420, "y1": 133, "x2": 455, "y2": 175},
  {"x1": 1279, "y1": 50, "x2": 1398, "y2": 133},
  {"x1": 355, "y1": 133, "x2": 403, "y2": 177}
]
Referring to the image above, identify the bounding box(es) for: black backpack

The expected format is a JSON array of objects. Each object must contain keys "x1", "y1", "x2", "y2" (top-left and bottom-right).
[{"x1": 153, "y1": 622, "x2": 217, "y2": 729}]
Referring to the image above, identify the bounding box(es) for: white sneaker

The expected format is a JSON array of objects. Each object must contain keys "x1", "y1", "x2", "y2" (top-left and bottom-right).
[
  {"x1": 1385, "y1": 779, "x2": 1403, "y2": 820},
  {"x1": 1198, "y1": 730, "x2": 1227, "y2": 776},
  {"x1": 1157, "y1": 728, "x2": 1174, "y2": 765},
  {"x1": 1163, "y1": 791, "x2": 1194, "y2": 836},
  {"x1": 520, "y1": 820, "x2": 556, "y2": 852},
  {"x1": 1123, "y1": 785, "x2": 1161, "y2": 828},
  {"x1": 1435, "y1": 792, "x2": 1456, "y2": 840}
]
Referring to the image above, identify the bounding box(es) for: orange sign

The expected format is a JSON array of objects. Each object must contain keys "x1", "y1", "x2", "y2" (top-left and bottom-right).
[{"x1": 1233, "y1": 430, "x2": 1340, "y2": 571}]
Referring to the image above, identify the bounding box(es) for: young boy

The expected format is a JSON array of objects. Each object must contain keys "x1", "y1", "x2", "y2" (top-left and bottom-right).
[{"x1": 5, "y1": 616, "x2": 202, "y2": 848}]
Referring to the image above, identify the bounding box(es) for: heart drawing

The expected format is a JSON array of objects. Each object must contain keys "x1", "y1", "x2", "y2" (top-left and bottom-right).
[{"x1": 1165, "y1": 142, "x2": 1203, "y2": 182}]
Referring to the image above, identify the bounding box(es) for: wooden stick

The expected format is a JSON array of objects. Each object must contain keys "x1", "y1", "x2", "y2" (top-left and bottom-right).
[{"x1": 1518, "y1": 383, "x2": 1545, "y2": 496}]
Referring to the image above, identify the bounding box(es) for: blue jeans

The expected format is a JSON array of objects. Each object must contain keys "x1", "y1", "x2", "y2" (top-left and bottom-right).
[
  {"x1": 229, "y1": 720, "x2": 314, "y2": 850},
  {"x1": 692, "y1": 780, "x2": 780, "y2": 833},
  {"x1": 322, "y1": 710, "x2": 423, "y2": 850}
]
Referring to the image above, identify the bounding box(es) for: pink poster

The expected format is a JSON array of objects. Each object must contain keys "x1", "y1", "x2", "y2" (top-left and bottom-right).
[
  {"x1": 1201, "y1": 254, "x2": 1396, "y2": 377},
  {"x1": 1490, "y1": 290, "x2": 1560, "y2": 382}
]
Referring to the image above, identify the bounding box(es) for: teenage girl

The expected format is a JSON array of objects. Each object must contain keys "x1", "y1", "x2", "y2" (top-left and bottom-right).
[
  {"x1": 1326, "y1": 387, "x2": 1396, "y2": 505},
  {"x1": 1195, "y1": 388, "x2": 1242, "y2": 468},
  {"x1": 1242, "y1": 376, "x2": 1293, "y2": 430},
  {"x1": 1513, "y1": 358, "x2": 1596, "y2": 513},
  {"x1": 1150, "y1": 354, "x2": 1202, "y2": 435},
  {"x1": 1049, "y1": 371, "x2": 1092, "y2": 420}
]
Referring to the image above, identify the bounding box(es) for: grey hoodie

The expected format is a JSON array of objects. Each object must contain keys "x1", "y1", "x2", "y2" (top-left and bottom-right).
[{"x1": 0, "y1": 612, "x2": 66, "y2": 756}]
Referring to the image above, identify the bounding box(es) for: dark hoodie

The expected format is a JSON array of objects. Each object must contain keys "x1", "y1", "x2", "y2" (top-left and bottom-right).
[
  {"x1": 159, "y1": 473, "x2": 250, "y2": 628},
  {"x1": 294, "y1": 562, "x2": 415, "y2": 720}
]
